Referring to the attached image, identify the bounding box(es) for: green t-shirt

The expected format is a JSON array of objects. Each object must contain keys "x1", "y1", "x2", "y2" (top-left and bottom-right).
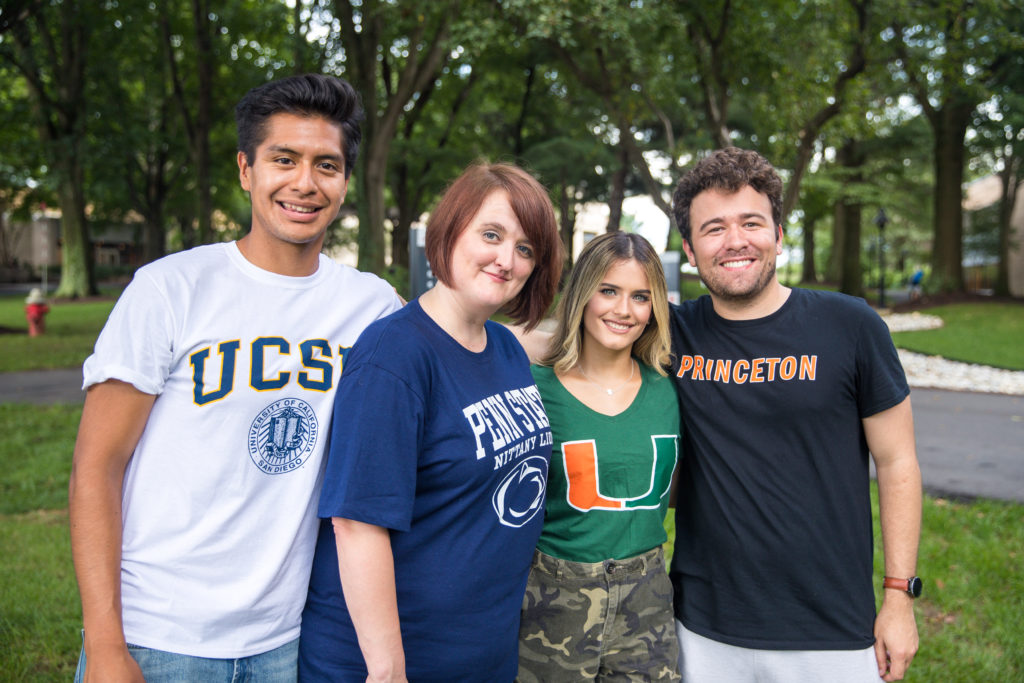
[{"x1": 532, "y1": 362, "x2": 680, "y2": 563}]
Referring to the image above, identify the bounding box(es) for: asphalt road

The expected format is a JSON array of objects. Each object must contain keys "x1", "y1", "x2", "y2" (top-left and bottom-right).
[
  {"x1": 906, "y1": 387, "x2": 1024, "y2": 503},
  {"x1": 1, "y1": 371, "x2": 1021, "y2": 503}
]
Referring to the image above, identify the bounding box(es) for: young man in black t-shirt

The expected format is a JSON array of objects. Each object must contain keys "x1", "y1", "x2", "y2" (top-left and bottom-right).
[{"x1": 668, "y1": 147, "x2": 922, "y2": 683}]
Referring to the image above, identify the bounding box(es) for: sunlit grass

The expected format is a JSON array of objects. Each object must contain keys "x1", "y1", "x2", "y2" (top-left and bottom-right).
[{"x1": 892, "y1": 302, "x2": 1024, "y2": 370}]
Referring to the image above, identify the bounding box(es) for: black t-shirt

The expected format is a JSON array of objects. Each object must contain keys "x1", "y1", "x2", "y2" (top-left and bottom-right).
[{"x1": 669, "y1": 288, "x2": 909, "y2": 650}]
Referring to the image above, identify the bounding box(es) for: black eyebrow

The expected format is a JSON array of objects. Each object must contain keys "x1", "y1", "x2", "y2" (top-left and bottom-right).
[{"x1": 265, "y1": 145, "x2": 344, "y2": 163}]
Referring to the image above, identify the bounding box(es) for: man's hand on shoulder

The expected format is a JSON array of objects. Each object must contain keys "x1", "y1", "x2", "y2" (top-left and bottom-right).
[
  {"x1": 873, "y1": 594, "x2": 919, "y2": 681},
  {"x1": 502, "y1": 323, "x2": 552, "y2": 363}
]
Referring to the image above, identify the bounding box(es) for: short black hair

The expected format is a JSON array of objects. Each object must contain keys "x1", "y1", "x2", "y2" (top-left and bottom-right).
[
  {"x1": 672, "y1": 147, "x2": 783, "y2": 245},
  {"x1": 235, "y1": 74, "x2": 364, "y2": 178}
]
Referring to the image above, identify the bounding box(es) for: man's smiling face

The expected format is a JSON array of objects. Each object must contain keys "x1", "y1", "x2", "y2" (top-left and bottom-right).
[
  {"x1": 238, "y1": 112, "x2": 349, "y2": 252},
  {"x1": 683, "y1": 184, "x2": 783, "y2": 311}
]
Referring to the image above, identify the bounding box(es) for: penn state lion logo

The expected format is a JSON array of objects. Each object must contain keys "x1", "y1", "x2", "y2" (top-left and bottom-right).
[
  {"x1": 248, "y1": 398, "x2": 318, "y2": 475},
  {"x1": 492, "y1": 455, "x2": 548, "y2": 528}
]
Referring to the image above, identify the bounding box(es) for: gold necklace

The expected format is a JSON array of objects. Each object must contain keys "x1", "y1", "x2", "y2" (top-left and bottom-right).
[{"x1": 577, "y1": 359, "x2": 636, "y2": 396}]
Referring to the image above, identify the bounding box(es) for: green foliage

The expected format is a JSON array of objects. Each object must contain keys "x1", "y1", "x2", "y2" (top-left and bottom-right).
[
  {"x1": 1, "y1": 0, "x2": 1023, "y2": 297},
  {"x1": 891, "y1": 302, "x2": 1024, "y2": 370}
]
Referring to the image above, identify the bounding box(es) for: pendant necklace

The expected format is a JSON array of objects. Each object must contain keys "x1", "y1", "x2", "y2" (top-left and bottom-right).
[{"x1": 577, "y1": 358, "x2": 636, "y2": 396}]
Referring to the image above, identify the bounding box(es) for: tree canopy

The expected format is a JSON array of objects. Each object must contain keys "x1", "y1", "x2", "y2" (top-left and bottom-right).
[{"x1": 2, "y1": 0, "x2": 1022, "y2": 298}]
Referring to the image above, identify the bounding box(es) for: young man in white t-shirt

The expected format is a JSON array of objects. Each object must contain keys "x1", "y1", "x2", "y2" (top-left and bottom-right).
[{"x1": 69, "y1": 74, "x2": 402, "y2": 682}]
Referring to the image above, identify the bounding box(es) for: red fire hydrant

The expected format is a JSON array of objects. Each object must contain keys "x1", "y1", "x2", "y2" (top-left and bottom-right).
[{"x1": 25, "y1": 288, "x2": 50, "y2": 337}]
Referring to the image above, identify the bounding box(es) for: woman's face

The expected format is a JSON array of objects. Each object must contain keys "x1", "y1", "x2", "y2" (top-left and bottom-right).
[
  {"x1": 581, "y1": 258, "x2": 653, "y2": 354},
  {"x1": 447, "y1": 190, "x2": 536, "y2": 316}
]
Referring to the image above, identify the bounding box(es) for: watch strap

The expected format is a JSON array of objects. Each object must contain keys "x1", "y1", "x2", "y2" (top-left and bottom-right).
[
  {"x1": 883, "y1": 575, "x2": 922, "y2": 598},
  {"x1": 883, "y1": 576, "x2": 910, "y2": 592}
]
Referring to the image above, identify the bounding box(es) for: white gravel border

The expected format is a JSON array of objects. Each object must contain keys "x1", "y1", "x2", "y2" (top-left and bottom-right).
[{"x1": 882, "y1": 313, "x2": 1024, "y2": 396}]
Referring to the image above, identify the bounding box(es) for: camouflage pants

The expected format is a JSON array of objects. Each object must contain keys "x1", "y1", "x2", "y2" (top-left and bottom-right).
[{"x1": 517, "y1": 547, "x2": 681, "y2": 682}]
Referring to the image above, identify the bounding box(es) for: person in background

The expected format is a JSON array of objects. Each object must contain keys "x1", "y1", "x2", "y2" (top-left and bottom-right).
[
  {"x1": 669, "y1": 146, "x2": 922, "y2": 682},
  {"x1": 298, "y1": 162, "x2": 563, "y2": 683},
  {"x1": 69, "y1": 74, "x2": 402, "y2": 682},
  {"x1": 517, "y1": 231, "x2": 681, "y2": 682},
  {"x1": 909, "y1": 268, "x2": 924, "y2": 301}
]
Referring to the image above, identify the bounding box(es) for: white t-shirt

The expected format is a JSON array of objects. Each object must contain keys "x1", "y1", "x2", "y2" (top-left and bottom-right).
[{"x1": 83, "y1": 242, "x2": 402, "y2": 658}]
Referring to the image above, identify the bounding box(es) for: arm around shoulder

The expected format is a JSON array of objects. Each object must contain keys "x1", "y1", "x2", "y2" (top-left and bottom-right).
[
  {"x1": 69, "y1": 380, "x2": 156, "y2": 682},
  {"x1": 503, "y1": 323, "x2": 552, "y2": 363}
]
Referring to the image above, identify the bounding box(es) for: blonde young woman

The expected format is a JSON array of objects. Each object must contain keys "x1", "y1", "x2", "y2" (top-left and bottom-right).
[{"x1": 517, "y1": 231, "x2": 681, "y2": 682}]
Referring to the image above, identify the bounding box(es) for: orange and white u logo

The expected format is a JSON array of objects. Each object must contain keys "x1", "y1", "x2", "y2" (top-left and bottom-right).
[{"x1": 562, "y1": 435, "x2": 677, "y2": 512}]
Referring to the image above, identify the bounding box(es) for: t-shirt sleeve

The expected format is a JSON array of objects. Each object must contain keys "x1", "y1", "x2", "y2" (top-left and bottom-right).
[
  {"x1": 82, "y1": 270, "x2": 175, "y2": 395},
  {"x1": 318, "y1": 356, "x2": 424, "y2": 532},
  {"x1": 854, "y1": 306, "x2": 910, "y2": 418}
]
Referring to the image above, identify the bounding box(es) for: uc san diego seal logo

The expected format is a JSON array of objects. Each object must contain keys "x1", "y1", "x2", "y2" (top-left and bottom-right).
[{"x1": 248, "y1": 398, "x2": 318, "y2": 475}]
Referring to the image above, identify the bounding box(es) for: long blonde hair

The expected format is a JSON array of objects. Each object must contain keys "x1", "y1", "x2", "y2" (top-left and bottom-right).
[{"x1": 541, "y1": 232, "x2": 672, "y2": 376}]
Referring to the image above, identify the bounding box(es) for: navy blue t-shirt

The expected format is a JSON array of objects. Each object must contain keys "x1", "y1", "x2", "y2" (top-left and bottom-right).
[
  {"x1": 299, "y1": 300, "x2": 552, "y2": 682},
  {"x1": 669, "y1": 288, "x2": 909, "y2": 650}
]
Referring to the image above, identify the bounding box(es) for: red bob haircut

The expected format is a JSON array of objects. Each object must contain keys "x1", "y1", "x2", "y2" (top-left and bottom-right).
[{"x1": 425, "y1": 162, "x2": 563, "y2": 331}]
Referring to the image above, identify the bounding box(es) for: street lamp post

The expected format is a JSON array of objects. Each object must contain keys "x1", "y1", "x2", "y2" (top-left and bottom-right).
[{"x1": 874, "y1": 208, "x2": 888, "y2": 308}]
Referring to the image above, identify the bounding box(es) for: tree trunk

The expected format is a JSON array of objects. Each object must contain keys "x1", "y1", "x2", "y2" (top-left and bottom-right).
[
  {"x1": 357, "y1": 133, "x2": 389, "y2": 273},
  {"x1": 8, "y1": 0, "x2": 97, "y2": 297},
  {"x1": 558, "y1": 173, "x2": 575, "y2": 272},
  {"x1": 827, "y1": 202, "x2": 843, "y2": 283},
  {"x1": 800, "y1": 216, "x2": 817, "y2": 283},
  {"x1": 838, "y1": 200, "x2": 863, "y2": 299},
  {"x1": 994, "y1": 155, "x2": 1019, "y2": 297},
  {"x1": 928, "y1": 100, "x2": 971, "y2": 293},
  {"x1": 142, "y1": 152, "x2": 167, "y2": 264},
  {"x1": 606, "y1": 144, "x2": 628, "y2": 232},
  {"x1": 336, "y1": 0, "x2": 452, "y2": 275},
  {"x1": 836, "y1": 139, "x2": 864, "y2": 298},
  {"x1": 191, "y1": 0, "x2": 214, "y2": 245},
  {"x1": 54, "y1": 152, "x2": 97, "y2": 298}
]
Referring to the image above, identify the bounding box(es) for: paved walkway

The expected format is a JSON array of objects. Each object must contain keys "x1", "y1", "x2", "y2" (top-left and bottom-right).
[
  {"x1": 0, "y1": 369, "x2": 84, "y2": 404},
  {"x1": 2, "y1": 367, "x2": 1022, "y2": 503}
]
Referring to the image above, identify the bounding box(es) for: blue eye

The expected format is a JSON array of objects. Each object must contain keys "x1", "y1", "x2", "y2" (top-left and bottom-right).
[{"x1": 516, "y1": 244, "x2": 534, "y2": 258}]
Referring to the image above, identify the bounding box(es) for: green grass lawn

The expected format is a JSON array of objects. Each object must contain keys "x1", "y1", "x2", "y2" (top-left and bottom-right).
[
  {"x1": 0, "y1": 400, "x2": 1021, "y2": 681},
  {"x1": 891, "y1": 302, "x2": 1024, "y2": 370},
  {"x1": 0, "y1": 293, "x2": 117, "y2": 372},
  {"x1": 0, "y1": 404, "x2": 83, "y2": 681}
]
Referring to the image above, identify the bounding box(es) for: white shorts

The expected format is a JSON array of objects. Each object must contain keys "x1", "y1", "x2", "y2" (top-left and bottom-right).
[{"x1": 675, "y1": 620, "x2": 883, "y2": 683}]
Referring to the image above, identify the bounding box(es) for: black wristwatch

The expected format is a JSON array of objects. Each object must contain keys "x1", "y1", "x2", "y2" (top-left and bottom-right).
[{"x1": 883, "y1": 575, "x2": 923, "y2": 598}]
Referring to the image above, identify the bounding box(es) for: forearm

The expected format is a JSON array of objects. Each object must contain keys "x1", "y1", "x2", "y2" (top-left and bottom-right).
[
  {"x1": 69, "y1": 463, "x2": 129, "y2": 652},
  {"x1": 68, "y1": 381, "x2": 155, "y2": 670},
  {"x1": 333, "y1": 517, "x2": 406, "y2": 682},
  {"x1": 866, "y1": 396, "x2": 922, "y2": 581},
  {"x1": 865, "y1": 396, "x2": 921, "y2": 680},
  {"x1": 876, "y1": 455, "x2": 922, "y2": 582}
]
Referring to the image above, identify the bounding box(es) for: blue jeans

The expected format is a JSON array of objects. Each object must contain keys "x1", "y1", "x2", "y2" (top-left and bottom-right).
[{"x1": 74, "y1": 634, "x2": 298, "y2": 682}]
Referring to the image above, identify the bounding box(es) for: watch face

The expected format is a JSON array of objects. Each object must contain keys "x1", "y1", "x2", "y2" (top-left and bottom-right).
[{"x1": 909, "y1": 576, "x2": 923, "y2": 598}]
